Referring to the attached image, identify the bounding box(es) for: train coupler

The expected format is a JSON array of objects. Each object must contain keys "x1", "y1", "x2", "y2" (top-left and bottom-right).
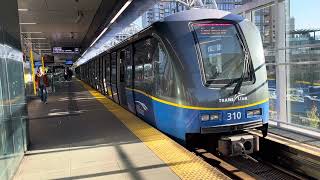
[{"x1": 217, "y1": 134, "x2": 259, "y2": 160}]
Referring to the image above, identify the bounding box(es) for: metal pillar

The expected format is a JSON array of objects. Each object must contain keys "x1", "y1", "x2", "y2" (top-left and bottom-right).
[
  {"x1": 30, "y1": 49, "x2": 36, "y2": 95},
  {"x1": 275, "y1": 0, "x2": 287, "y2": 124}
]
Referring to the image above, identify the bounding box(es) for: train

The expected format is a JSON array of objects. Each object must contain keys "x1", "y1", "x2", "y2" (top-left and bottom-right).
[{"x1": 76, "y1": 9, "x2": 269, "y2": 155}]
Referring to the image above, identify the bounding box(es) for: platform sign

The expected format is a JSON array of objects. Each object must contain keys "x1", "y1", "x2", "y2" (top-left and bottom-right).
[
  {"x1": 53, "y1": 47, "x2": 80, "y2": 54},
  {"x1": 65, "y1": 59, "x2": 73, "y2": 65}
]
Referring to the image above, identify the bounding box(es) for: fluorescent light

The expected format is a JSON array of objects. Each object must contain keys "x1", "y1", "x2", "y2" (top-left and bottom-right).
[
  {"x1": 20, "y1": 22, "x2": 37, "y2": 25},
  {"x1": 24, "y1": 38, "x2": 47, "y2": 40},
  {"x1": 81, "y1": 49, "x2": 88, "y2": 57},
  {"x1": 89, "y1": 0, "x2": 133, "y2": 48},
  {"x1": 30, "y1": 42, "x2": 50, "y2": 44},
  {"x1": 18, "y1": 9, "x2": 29, "y2": 11},
  {"x1": 110, "y1": 0, "x2": 133, "y2": 24},
  {"x1": 35, "y1": 49, "x2": 51, "y2": 51},
  {"x1": 89, "y1": 26, "x2": 109, "y2": 47},
  {"x1": 21, "y1": 32, "x2": 43, "y2": 34}
]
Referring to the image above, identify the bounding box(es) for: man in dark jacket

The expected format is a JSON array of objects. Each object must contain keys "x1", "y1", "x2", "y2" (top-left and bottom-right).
[{"x1": 35, "y1": 68, "x2": 49, "y2": 103}]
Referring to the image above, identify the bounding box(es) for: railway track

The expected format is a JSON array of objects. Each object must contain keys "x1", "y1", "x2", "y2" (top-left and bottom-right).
[
  {"x1": 192, "y1": 147, "x2": 303, "y2": 180},
  {"x1": 187, "y1": 133, "x2": 312, "y2": 180}
]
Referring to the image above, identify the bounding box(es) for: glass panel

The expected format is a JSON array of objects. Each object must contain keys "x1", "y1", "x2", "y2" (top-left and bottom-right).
[
  {"x1": 125, "y1": 49, "x2": 133, "y2": 88},
  {"x1": 267, "y1": 65, "x2": 277, "y2": 121},
  {"x1": 253, "y1": 5, "x2": 276, "y2": 50},
  {"x1": 0, "y1": 42, "x2": 26, "y2": 179},
  {"x1": 111, "y1": 53, "x2": 117, "y2": 84},
  {"x1": 287, "y1": 63, "x2": 320, "y2": 130},
  {"x1": 134, "y1": 40, "x2": 146, "y2": 90},
  {"x1": 154, "y1": 42, "x2": 178, "y2": 101},
  {"x1": 253, "y1": 5, "x2": 278, "y2": 122},
  {"x1": 192, "y1": 23, "x2": 249, "y2": 84},
  {"x1": 286, "y1": 0, "x2": 320, "y2": 131}
]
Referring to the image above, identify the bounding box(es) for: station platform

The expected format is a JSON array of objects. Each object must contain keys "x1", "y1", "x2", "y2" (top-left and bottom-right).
[{"x1": 13, "y1": 79, "x2": 229, "y2": 180}]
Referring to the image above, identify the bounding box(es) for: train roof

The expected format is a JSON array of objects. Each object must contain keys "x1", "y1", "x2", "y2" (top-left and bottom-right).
[{"x1": 163, "y1": 8, "x2": 244, "y2": 22}]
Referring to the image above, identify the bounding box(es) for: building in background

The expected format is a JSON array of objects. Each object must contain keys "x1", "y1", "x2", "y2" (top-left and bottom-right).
[
  {"x1": 142, "y1": 2, "x2": 187, "y2": 27},
  {"x1": 142, "y1": 0, "x2": 252, "y2": 27},
  {"x1": 216, "y1": 0, "x2": 252, "y2": 11}
]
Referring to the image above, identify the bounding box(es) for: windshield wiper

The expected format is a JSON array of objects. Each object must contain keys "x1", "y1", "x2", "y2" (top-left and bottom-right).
[
  {"x1": 231, "y1": 33, "x2": 251, "y2": 95},
  {"x1": 233, "y1": 50, "x2": 250, "y2": 95}
]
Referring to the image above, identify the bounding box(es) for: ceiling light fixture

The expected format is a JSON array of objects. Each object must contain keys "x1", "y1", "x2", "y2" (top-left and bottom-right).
[
  {"x1": 18, "y1": 9, "x2": 29, "y2": 11},
  {"x1": 110, "y1": 0, "x2": 133, "y2": 24},
  {"x1": 34, "y1": 49, "x2": 51, "y2": 51},
  {"x1": 21, "y1": 32, "x2": 43, "y2": 34},
  {"x1": 19, "y1": 22, "x2": 37, "y2": 25},
  {"x1": 89, "y1": 0, "x2": 133, "y2": 48},
  {"x1": 75, "y1": 10, "x2": 84, "y2": 24},
  {"x1": 24, "y1": 37, "x2": 47, "y2": 40}
]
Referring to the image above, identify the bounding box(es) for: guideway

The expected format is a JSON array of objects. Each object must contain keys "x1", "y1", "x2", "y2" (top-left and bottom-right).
[{"x1": 13, "y1": 80, "x2": 230, "y2": 180}]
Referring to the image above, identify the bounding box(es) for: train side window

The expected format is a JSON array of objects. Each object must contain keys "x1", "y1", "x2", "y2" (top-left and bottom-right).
[
  {"x1": 144, "y1": 38, "x2": 156, "y2": 80},
  {"x1": 100, "y1": 57, "x2": 103, "y2": 83},
  {"x1": 119, "y1": 50, "x2": 126, "y2": 82},
  {"x1": 125, "y1": 48, "x2": 133, "y2": 88},
  {"x1": 111, "y1": 52, "x2": 117, "y2": 84},
  {"x1": 106, "y1": 54, "x2": 111, "y2": 84},
  {"x1": 154, "y1": 42, "x2": 177, "y2": 99},
  {"x1": 134, "y1": 40, "x2": 145, "y2": 90},
  {"x1": 133, "y1": 38, "x2": 157, "y2": 92}
]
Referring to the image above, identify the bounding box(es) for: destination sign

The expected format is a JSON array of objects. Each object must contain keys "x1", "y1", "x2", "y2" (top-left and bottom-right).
[{"x1": 53, "y1": 47, "x2": 80, "y2": 54}]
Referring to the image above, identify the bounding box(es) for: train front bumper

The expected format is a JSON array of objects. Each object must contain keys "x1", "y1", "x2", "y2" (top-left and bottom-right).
[{"x1": 200, "y1": 120, "x2": 264, "y2": 134}]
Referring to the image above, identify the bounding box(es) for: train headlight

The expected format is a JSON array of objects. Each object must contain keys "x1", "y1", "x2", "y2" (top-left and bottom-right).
[
  {"x1": 246, "y1": 108, "x2": 262, "y2": 118},
  {"x1": 200, "y1": 114, "x2": 210, "y2": 121},
  {"x1": 210, "y1": 114, "x2": 220, "y2": 121}
]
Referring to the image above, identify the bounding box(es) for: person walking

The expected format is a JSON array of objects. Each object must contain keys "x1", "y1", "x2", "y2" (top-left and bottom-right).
[
  {"x1": 64, "y1": 67, "x2": 68, "y2": 81},
  {"x1": 67, "y1": 67, "x2": 73, "y2": 80},
  {"x1": 35, "y1": 68, "x2": 49, "y2": 104}
]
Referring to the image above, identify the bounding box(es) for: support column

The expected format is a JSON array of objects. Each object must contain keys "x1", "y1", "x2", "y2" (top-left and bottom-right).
[
  {"x1": 30, "y1": 49, "x2": 36, "y2": 95},
  {"x1": 275, "y1": 0, "x2": 287, "y2": 124}
]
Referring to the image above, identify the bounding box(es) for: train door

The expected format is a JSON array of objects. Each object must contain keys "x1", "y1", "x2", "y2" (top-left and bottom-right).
[
  {"x1": 118, "y1": 49, "x2": 128, "y2": 108},
  {"x1": 96, "y1": 58, "x2": 99, "y2": 91},
  {"x1": 90, "y1": 61, "x2": 93, "y2": 87},
  {"x1": 133, "y1": 38, "x2": 156, "y2": 125},
  {"x1": 111, "y1": 52, "x2": 119, "y2": 103},
  {"x1": 99, "y1": 57, "x2": 103, "y2": 93},
  {"x1": 102, "y1": 55, "x2": 106, "y2": 95},
  {"x1": 95, "y1": 58, "x2": 99, "y2": 90},
  {"x1": 105, "y1": 54, "x2": 113, "y2": 99},
  {"x1": 125, "y1": 45, "x2": 136, "y2": 113},
  {"x1": 94, "y1": 59, "x2": 97, "y2": 88}
]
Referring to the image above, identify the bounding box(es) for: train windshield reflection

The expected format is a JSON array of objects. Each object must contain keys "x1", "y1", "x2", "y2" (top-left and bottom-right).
[{"x1": 192, "y1": 23, "x2": 248, "y2": 84}]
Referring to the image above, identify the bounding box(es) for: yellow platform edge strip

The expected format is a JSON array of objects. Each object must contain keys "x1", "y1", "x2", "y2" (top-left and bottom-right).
[{"x1": 80, "y1": 80, "x2": 230, "y2": 180}]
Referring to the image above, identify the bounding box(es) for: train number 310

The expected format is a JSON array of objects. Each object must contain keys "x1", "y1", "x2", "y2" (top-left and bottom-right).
[{"x1": 227, "y1": 112, "x2": 242, "y2": 120}]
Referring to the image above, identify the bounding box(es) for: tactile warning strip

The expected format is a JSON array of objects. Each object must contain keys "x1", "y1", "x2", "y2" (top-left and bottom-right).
[{"x1": 80, "y1": 81, "x2": 230, "y2": 180}]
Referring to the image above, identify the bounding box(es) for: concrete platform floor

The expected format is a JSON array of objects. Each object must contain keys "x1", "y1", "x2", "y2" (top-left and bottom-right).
[{"x1": 14, "y1": 80, "x2": 179, "y2": 180}]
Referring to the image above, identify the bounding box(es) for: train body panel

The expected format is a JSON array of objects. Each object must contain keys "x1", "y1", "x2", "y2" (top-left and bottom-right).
[{"x1": 75, "y1": 9, "x2": 269, "y2": 142}]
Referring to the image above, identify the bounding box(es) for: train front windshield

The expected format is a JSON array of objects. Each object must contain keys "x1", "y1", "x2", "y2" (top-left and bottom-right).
[{"x1": 192, "y1": 23, "x2": 249, "y2": 85}]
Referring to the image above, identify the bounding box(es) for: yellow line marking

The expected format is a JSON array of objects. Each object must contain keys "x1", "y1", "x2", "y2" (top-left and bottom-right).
[
  {"x1": 296, "y1": 80, "x2": 320, "y2": 86},
  {"x1": 126, "y1": 87, "x2": 269, "y2": 110},
  {"x1": 80, "y1": 80, "x2": 230, "y2": 180}
]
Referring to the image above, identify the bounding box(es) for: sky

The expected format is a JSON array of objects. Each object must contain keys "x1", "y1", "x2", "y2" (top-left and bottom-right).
[{"x1": 290, "y1": 0, "x2": 320, "y2": 30}]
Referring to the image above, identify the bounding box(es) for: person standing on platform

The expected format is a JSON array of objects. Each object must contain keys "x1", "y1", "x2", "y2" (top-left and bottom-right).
[
  {"x1": 67, "y1": 67, "x2": 73, "y2": 80},
  {"x1": 35, "y1": 68, "x2": 49, "y2": 104},
  {"x1": 64, "y1": 67, "x2": 68, "y2": 81}
]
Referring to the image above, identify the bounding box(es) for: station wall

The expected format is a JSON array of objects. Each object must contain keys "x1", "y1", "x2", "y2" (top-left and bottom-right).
[{"x1": 0, "y1": 0, "x2": 27, "y2": 179}]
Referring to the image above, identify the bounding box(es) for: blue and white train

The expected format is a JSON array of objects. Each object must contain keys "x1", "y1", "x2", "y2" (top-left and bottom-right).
[{"x1": 76, "y1": 9, "x2": 269, "y2": 148}]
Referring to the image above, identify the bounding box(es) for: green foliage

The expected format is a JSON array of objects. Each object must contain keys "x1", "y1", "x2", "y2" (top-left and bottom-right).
[{"x1": 307, "y1": 104, "x2": 320, "y2": 129}]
